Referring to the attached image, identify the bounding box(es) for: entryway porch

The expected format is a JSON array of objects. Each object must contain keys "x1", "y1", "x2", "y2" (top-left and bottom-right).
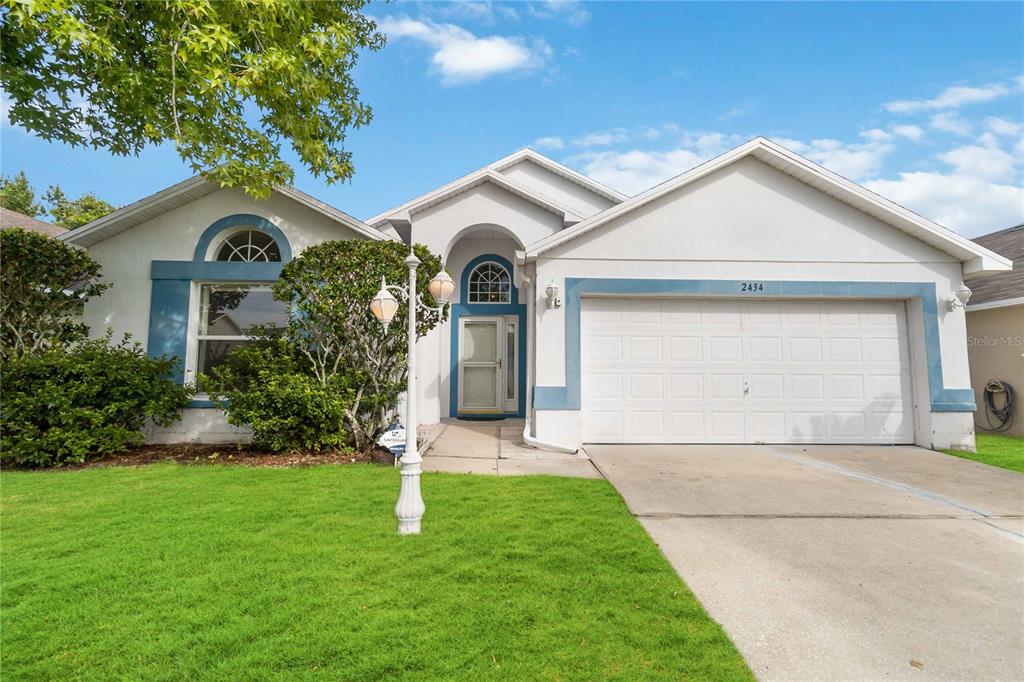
[{"x1": 421, "y1": 418, "x2": 600, "y2": 478}]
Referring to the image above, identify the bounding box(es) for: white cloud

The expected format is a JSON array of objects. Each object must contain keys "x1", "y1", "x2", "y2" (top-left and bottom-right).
[
  {"x1": 527, "y1": 1, "x2": 591, "y2": 27},
  {"x1": 572, "y1": 128, "x2": 630, "y2": 147},
  {"x1": 985, "y1": 116, "x2": 1022, "y2": 137},
  {"x1": 883, "y1": 77, "x2": 1020, "y2": 114},
  {"x1": 534, "y1": 136, "x2": 564, "y2": 150},
  {"x1": 379, "y1": 16, "x2": 550, "y2": 84},
  {"x1": 865, "y1": 173, "x2": 1024, "y2": 236},
  {"x1": 861, "y1": 128, "x2": 892, "y2": 143},
  {"x1": 929, "y1": 111, "x2": 973, "y2": 136},
  {"x1": 552, "y1": 104, "x2": 1023, "y2": 236},
  {"x1": 937, "y1": 143, "x2": 1017, "y2": 181},
  {"x1": 568, "y1": 132, "x2": 742, "y2": 194},
  {"x1": 771, "y1": 136, "x2": 894, "y2": 180},
  {"x1": 574, "y1": 148, "x2": 706, "y2": 195},
  {"x1": 891, "y1": 124, "x2": 924, "y2": 140}
]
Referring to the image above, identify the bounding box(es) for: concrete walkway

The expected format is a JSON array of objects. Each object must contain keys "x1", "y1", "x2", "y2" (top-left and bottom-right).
[
  {"x1": 422, "y1": 419, "x2": 601, "y2": 478},
  {"x1": 588, "y1": 444, "x2": 1024, "y2": 681}
]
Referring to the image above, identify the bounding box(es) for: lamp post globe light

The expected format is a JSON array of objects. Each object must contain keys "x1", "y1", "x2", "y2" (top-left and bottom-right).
[{"x1": 369, "y1": 248, "x2": 453, "y2": 534}]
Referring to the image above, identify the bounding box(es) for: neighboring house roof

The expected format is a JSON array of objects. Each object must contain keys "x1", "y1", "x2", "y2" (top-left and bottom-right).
[
  {"x1": 366, "y1": 148, "x2": 626, "y2": 228},
  {"x1": 964, "y1": 223, "x2": 1024, "y2": 309},
  {"x1": 0, "y1": 207, "x2": 66, "y2": 237},
  {"x1": 522, "y1": 137, "x2": 1012, "y2": 275},
  {"x1": 59, "y1": 176, "x2": 385, "y2": 249}
]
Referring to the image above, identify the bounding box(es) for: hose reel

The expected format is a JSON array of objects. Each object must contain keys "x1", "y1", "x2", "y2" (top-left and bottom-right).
[{"x1": 977, "y1": 379, "x2": 1015, "y2": 433}]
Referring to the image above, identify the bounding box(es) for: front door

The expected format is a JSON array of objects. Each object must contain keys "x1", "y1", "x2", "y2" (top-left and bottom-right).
[{"x1": 458, "y1": 316, "x2": 518, "y2": 414}]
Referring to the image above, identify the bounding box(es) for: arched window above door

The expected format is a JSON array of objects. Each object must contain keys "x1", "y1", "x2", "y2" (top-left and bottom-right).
[{"x1": 467, "y1": 261, "x2": 511, "y2": 303}]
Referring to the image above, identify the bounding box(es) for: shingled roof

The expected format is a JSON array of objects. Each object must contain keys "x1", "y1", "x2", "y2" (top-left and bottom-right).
[
  {"x1": 0, "y1": 207, "x2": 66, "y2": 238},
  {"x1": 965, "y1": 224, "x2": 1024, "y2": 307}
]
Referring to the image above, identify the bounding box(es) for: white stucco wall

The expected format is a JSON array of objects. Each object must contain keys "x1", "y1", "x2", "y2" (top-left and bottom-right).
[
  {"x1": 399, "y1": 178, "x2": 587, "y2": 425},
  {"x1": 497, "y1": 160, "x2": 617, "y2": 218},
  {"x1": 530, "y1": 157, "x2": 974, "y2": 450},
  {"x1": 408, "y1": 181, "x2": 564, "y2": 259},
  {"x1": 84, "y1": 187, "x2": 374, "y2": 345},
  {"x1": 83, "y1": 187, "x2": 377, "y2": 444}
]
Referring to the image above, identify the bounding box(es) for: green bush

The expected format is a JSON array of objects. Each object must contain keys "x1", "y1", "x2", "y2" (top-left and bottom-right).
[
  {"x1": 1, "y1": 335, "x2": 192, "y2": 467},
  {"x1": 272, "y1": 240, "x2": 445, "y2": 450},
  {"x1": 199, "y1": 339, "x2": 354, "y2": 452}
]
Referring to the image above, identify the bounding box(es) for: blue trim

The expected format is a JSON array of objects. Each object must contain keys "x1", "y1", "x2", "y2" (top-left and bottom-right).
[
  {"x1": 147, "y1": 280, "x2": 192, "y2": 383},
  {"x1": 460, "y1": 253, "x2": 518, "y2": 305},
  {"x1": 152, "y1": 260, "x2": 284, "y2": 281},
  {"x1": 192, "y1": 214, "x2": 292, "y2": 262},
  {"x1": 147, "y1": 215, "x2": 292, "y2": 384},
  {"x1": 533, "y1": 278, "x2": 974, "y2": 413},
  {"x1": 187, "y1": 400, "x2": 220, "y2": 409},
  {"x1": 450, "y1": 254, "x2": 526, "y2": 418}
]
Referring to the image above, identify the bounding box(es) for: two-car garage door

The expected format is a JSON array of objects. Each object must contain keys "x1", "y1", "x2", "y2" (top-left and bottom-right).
[{"x1": 581, "y1": 298, "x2": 915, "y2": 444}]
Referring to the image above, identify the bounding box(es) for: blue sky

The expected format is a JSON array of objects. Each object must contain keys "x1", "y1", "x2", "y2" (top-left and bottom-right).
[{"x1": 2, "y1": 1, "x2": 1022, "y2": 236}]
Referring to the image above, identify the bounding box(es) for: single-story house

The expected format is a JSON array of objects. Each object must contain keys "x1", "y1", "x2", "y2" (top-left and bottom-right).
[
  {"x1": 964, "y1": 224, "x2": 1023, "y2": 436},
  {"x1": 60, "y1": 138, "x2": 1011, "y2": 451}
]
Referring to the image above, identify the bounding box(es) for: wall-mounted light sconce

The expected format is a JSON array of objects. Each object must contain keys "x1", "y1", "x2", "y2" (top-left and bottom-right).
[
  {"x1": 946, "y1": 282, "x2": 972, "y2": 311},
  {"x1": 545, "y1": 280, "x2": 561, "y2": 309}
]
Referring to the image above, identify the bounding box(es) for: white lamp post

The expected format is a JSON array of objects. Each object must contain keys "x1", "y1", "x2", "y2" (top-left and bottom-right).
[{"x1": 369, "y1": 249, "x2": 453, "y2": 534}]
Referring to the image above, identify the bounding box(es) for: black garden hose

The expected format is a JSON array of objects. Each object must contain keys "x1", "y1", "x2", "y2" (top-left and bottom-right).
[{"x1": 977, "y1": 380, "x2": 1015, "y2": 433}]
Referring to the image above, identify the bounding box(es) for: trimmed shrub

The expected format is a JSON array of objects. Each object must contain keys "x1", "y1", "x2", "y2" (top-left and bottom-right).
[
  {"x1": 272, "y1": 240, "x2": 446, "y2": 450},
  {"x1": 1, "y1": 335, "x2": 192, "y2": 467},
  {"x1": 199, "y1": 339, "x2": 354, "y2": 452}
]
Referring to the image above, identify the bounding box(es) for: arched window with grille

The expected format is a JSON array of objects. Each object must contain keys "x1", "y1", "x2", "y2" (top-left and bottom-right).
[
  {"x1": 467, "y1": 261, "x2": 511, "y2": 303},
  {"x1": 214, "y1": 229, "x2": 282, "y2": 262}
]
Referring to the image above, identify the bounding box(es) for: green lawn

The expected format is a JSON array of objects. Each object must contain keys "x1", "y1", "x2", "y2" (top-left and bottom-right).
[
  {"x1": 1, "y1": 464, "x2": 751, "y2": 681},
  {"x1": 943, "y1": 433, "x2": 1024, "y2": 473}
]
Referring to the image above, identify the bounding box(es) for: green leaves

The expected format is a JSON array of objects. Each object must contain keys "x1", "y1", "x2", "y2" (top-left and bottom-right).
[
  {"x1": 0, "y1": 228, "x2": 109, "y2": 360},
  {"x1": 43, "y1": 185, "x2": 115, "y2": 228},
  {"x1": 0, "y1": 334, "x2": 193, "y2": 467},
  {"x1": 0, "y1": 0, "x2": 384, "y2": 196},
  {"x1": 0, "y1": 172, "x2": 45, "y2": 217},
  {"x1": 199, "y1": 338, "x2": 352, "y2": 453},
  {"x1": 201, "y1": 240, "x2": 448, "y2": 452}
]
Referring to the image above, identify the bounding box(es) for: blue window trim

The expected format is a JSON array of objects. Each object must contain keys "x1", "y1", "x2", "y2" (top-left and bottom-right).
[
  {"x1": 147, "y1": 215, "x2": 291, "y2": 406},
  {"x1": 532, "y1": 278, "x2": 974, "y2": 414},
  {"x1": 192, "y1": 214, "x2": 292, "y2": 262},
  {"x1": 449, "y1": 254, "x2": 526, "y2": 418}
]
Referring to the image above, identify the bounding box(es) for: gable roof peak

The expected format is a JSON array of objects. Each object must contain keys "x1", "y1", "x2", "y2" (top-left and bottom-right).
[
  {"x1": 523, "y1": 136, "x2": 1011, "y2": 275},
  {"x1": 59, "y1": 176, "x2": 384, "y2": 248}
]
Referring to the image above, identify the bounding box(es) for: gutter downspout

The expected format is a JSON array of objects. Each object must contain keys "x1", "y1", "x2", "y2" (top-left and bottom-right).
[{"x1": 520, "y1": 272, "x2": 578, "y2": 455}]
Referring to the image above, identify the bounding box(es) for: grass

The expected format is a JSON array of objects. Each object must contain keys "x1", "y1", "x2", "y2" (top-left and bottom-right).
[
  {"x1": 943, "y1": 433, "x2": 1024, "y2": 473},
  {"x1": 1, "y1": 464, "x2": 751, "y2": 681}
]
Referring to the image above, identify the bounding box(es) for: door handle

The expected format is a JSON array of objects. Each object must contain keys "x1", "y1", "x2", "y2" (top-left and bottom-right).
[
  {"x1": 743, "y1": 381, "x2": 749, "y2": 396},
  {"x1": 497, "y1": 358, "x2": 502, "y2": 369}
]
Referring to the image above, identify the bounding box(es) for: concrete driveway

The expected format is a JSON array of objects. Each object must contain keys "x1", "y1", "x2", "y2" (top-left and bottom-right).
[{"x1": 587, "y1": 444, "x2": 1024, "y2": 681}]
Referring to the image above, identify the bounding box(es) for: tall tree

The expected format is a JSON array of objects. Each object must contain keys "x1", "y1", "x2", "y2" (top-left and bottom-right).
[
  {"x1": 1, "y1": 1, "x2": 384, "y2": 197},
  {"x1": 44, "y1": 186, "x2": 116, "y2": 229},
  {"x1": 0, "y1": 171, "x2": 44, "y2": 217},
  {"x1": 0, "y1": 228, "x2": 109, "y2": 360}
]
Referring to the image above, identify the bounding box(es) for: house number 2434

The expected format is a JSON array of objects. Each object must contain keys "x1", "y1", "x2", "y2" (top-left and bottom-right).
[{"x1": 740, "y1": 282, "x2": 765, "y2": 292}]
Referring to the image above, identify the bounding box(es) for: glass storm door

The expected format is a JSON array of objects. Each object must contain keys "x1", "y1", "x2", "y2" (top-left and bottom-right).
[{"x1": 459, "y1": 317, "x2": 503, "y2": 413}]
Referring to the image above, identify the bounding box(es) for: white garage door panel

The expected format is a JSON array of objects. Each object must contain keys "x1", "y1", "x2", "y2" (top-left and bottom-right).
[{"x1": 581, "y1": 298, "x2": 914, "y2": 444}]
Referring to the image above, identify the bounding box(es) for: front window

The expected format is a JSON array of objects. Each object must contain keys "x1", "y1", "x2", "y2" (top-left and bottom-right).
[
  {"x1": 215, "y1": 229, "x2": 282, "y2": 262},
  {"x1": 467, "y1": 261, "x2": 511, "y2": 303},
  {"x1": 197, "y1": 285, "x2": 289, "y2": 374}
]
